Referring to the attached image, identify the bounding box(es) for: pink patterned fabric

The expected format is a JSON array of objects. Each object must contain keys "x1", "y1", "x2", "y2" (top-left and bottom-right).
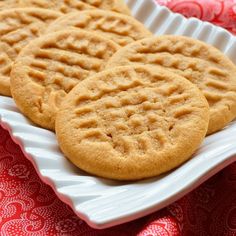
[
  {"x1": 1, "y1": 1, "x2": 236, "y2": 235},
  {"x1": 156, "y1": 0, "x2": 236, "y2": 34}
]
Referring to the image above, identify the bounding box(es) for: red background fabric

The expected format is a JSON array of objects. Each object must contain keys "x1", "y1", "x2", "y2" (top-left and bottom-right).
[
  {"x1": 157, "y1": 0, "x2": 236, "y2": 35},
  {"x1": 1, "y1": 1, "x2": 236, "y2": 235}
]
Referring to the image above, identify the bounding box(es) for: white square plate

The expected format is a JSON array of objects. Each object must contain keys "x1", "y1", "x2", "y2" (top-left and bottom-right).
[{"x1": 0, "y1": 0, "x2": 236, "y2": 229}]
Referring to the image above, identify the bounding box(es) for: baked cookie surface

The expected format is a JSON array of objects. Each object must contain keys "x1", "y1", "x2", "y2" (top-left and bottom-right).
[
  {"x1": 19, "y1": 0, "x2": 94, "y2": 13},
  {"x1": 10, "y1": 30, "x2": 120, "y2": 130},
  {"x1": 106, "y1": 35, "x2": 236, "y2": 134},
  {"x1": 20, "y1": 0, "x2": 130, "y2": 14},
  {"x1": 0, "y1": 0, "x2": 20, "y2": 10},
  {"x1": 56, "y1": 65, "x2": 209, "y2": 180},
  {"x1": 80, "y1": 0, "x2": 130, "y2": 14},
  {"x1": 47, "y1": 10, "x2": 152, "y2": 46},
  {"x1": 0, "y1": 8, "x2": 62, "y2": 96}
]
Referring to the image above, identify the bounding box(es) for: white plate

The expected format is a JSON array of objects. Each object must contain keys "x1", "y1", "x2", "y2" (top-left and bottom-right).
[{"x1": 1, "y1": 0, "x2": 236, "y2": 229}]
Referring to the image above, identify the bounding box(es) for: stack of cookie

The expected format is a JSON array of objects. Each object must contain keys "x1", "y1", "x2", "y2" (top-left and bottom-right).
[{"x1": 1, "y1": 0, "x2": 236, "y2": 180}]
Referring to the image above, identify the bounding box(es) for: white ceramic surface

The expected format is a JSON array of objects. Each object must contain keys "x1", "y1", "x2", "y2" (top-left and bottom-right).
[{"x1": 0, "y1": 0, "x2": 236, "y2": 229}]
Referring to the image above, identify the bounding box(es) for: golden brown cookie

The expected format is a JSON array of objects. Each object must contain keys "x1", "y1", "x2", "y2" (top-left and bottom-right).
[
  {"x1": 55, "y1": 65, "x2": 209, "y2": 180},
  {"x1": 0, "y1": 8, "x2": 62, "y2": 96},
  {"x1": 106, "y1": 35, "x2": 236, "y2": 134},
  {"x1": 10, "y1": 30, "x2": 120, "y2": 130},
  {"x1": 19, "y1": 0, "x2": 130, "y2": 14},
  {"x1": 47, "y1": 10, "x2": 152, "y2": 46}
]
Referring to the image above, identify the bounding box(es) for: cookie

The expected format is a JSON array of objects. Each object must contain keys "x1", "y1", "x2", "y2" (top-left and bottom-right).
[
  {"x1": 10, "y1": 30, "x2": 120, "y2": 130},
  {"x1": 106, "y1": 35, "x2": 236, "y2": 134},
  {"x1": 47, "y1": 10, "x2": 152, "y2": 46},
  {"x1": 0, "y1": 8, "x2": 62, "y2": 96},
  {"x1": 55, "y1": 65, "x2": 209, "y2": 180},
  {"x1": 19, "y1": 0, "x2": 130, "y2": 14}
]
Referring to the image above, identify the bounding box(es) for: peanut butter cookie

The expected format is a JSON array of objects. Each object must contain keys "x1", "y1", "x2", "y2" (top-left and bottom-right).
[
  {"x1": 10, "y1": 30, "x2": 120, "y2": 130},
  {"x1": 56, "y1": 65, "x2": 209, "y2": 180},
  {"x1": 106, "y1": 35, "x2": 236, "y2": 134},
  {"x1": 0, "y1": 8, "x2": 62, "y2": 96}
]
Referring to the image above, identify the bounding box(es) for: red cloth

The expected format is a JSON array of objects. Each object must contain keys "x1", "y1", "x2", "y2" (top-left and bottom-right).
[
  {"x1": 156, "y1": 0, "x2": 236, "y2": 35},
  {"x1": 1, "y1": 1, "x2": 236, "y2": 235}
]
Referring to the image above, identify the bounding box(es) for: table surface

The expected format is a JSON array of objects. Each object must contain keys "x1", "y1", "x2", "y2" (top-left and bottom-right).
[{"x1": 0, "y1": 0, "x2": 236, "y2": 235}]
